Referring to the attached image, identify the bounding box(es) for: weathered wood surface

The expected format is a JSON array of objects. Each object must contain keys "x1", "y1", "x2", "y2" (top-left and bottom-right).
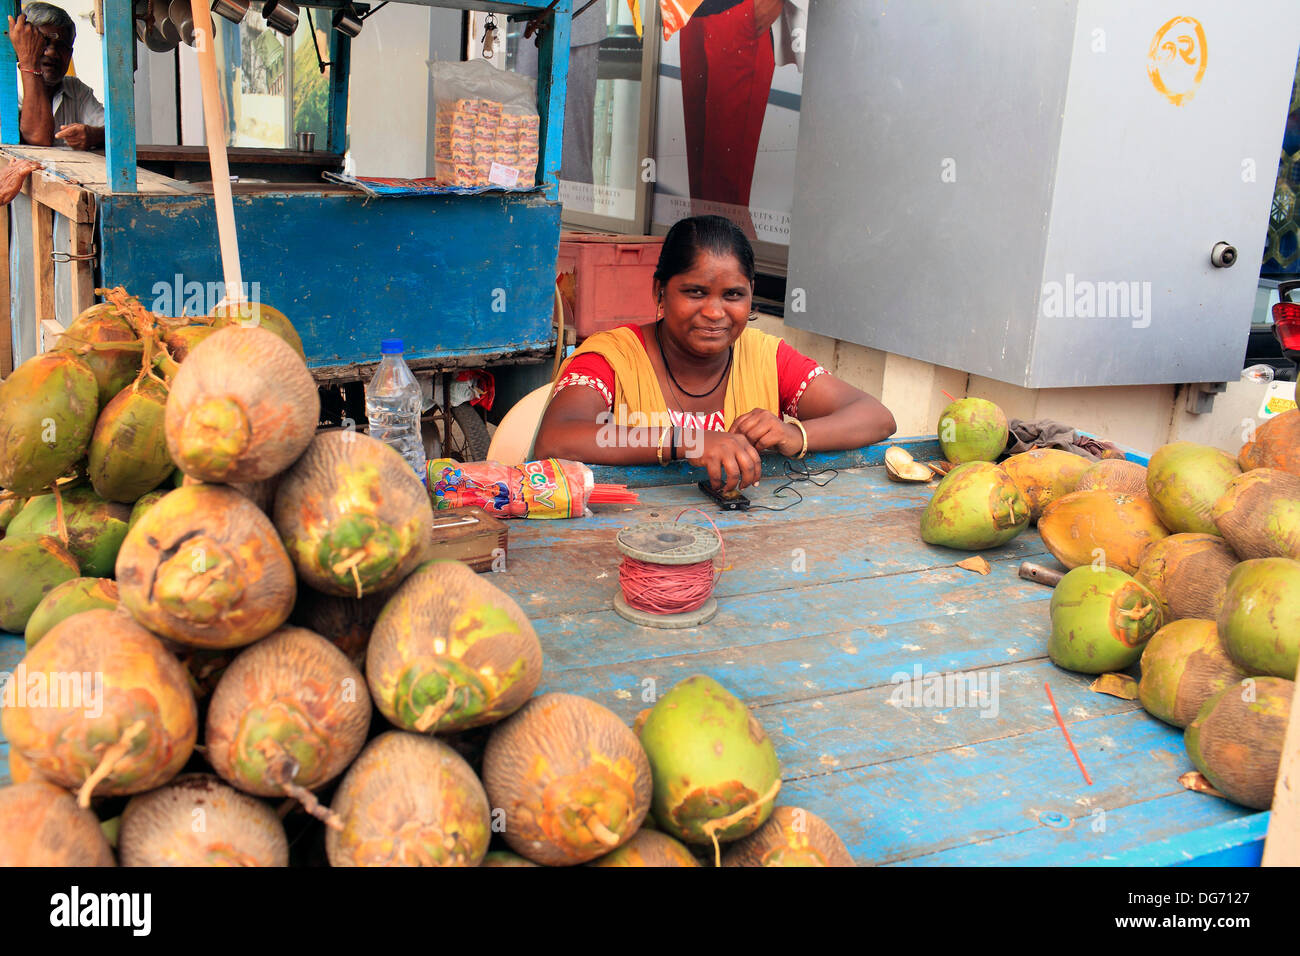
[{"x1": 0, "y1": 463, "x2": 1263, "y2": 864}]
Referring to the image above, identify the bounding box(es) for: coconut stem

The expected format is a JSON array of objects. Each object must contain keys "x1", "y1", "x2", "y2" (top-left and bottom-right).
[
  {"x1": 413, "y1": 681, "x2": 457, "y2": 733},
  {"x1": 330, "y1": 552, "x2": 367, "y2": 600},
  {"x1": 77, "y1": 719, "x2": 145, "y2": 808},
  {"x1": 259, "y1": 740, "x2": 345, "y2": 831},
  {"x1": 586, "y1": 815, "x2": 621, "y2": 848},
  {"x1": 699, "y1": 777, "x2": 783, "y2": 867},
  {"x1": 1118, "y1": 601, "x2": 1154, "y2": 621}
]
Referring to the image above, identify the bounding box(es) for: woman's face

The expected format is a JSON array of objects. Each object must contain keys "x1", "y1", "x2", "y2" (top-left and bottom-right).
[{"x1": 656, "y1": 251, "x2": 752, "y2": 360}]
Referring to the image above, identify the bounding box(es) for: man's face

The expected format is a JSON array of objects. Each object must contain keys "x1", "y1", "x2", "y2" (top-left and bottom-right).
[{"x1": 35, "y1": 25, "x2": 73, "y2": 87}]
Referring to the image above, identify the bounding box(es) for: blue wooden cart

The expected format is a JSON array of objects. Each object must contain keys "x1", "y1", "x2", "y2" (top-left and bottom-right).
[
  {"x1": 0, "y1": 1, "x2": 575, "y2": 451},
  {"x1": 0, "y1": 437, "x2": 1271, "y2": 864}
]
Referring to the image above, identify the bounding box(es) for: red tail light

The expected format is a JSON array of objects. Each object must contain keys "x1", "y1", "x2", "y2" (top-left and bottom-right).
[{"x1": 1274, "y1": 301, "x2": 1300, "y2": 351}]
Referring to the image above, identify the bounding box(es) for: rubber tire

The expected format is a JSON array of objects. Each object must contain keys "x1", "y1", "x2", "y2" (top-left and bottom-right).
[{"x1": 450, "y1": 402, "x2": 492, "y2": 463}]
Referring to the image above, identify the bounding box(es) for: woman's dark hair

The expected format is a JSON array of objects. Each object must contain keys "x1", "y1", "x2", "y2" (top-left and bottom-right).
[{"x1": 653, "y1": 215, "x2": 755, "y2": 290}]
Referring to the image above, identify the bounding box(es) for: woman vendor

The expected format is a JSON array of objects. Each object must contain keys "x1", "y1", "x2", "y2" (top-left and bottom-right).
[{"x1": 533, "y1": 215, "x2": 897, "y2": 492}]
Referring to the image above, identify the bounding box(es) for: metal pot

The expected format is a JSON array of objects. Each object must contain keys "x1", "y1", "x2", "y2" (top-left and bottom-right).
[
  {"x1": 211, "y1": 0, "x2": 250, "y2": 24},
  {"x1": 332, "y1": 9, "x2": 362, "y2": 37},
  {"x1": 261, "y1": 0, "x2": 299, "y2": 35},
  {"x1": 168, "y1": 0, "x2": 195, "y2": 45}
]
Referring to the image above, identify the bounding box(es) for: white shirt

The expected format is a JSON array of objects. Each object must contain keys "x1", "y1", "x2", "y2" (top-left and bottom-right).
[{"x1": 18, "y1": 74, "x2": 105, "y2": 144}]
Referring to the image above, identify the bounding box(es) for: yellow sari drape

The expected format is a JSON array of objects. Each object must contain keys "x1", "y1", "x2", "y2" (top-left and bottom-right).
[{"x1": 552, "y1": 324, "x2": 782, "y2": 430}]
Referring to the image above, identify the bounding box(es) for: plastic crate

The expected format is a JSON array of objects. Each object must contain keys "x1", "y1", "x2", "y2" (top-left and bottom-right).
[{"x1": 556, "y1": 233, "x2": 665, "y2": 339}]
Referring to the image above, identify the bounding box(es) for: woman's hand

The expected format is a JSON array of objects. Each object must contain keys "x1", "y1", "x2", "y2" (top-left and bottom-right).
[
  {"x1": 729, "y1": 408, "x2": 802, "y2": 457},
  {"x1": 685, "y1": 429, "x2": 763, "y2": 493}
]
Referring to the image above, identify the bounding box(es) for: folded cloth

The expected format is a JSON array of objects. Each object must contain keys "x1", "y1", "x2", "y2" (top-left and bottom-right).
[{"x1": 1006, "y1": 418, "x2": 1125, "y2": 461}]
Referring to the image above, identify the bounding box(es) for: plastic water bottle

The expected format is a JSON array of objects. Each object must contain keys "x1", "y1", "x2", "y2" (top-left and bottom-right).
[{"x1": 365, "y1": 339, "x2": 427, "y2": 483}]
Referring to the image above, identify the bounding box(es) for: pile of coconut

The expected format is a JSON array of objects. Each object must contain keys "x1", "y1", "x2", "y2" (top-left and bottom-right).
[
  {"x1": 911, "y1": 398, "x2": 1298, "y2": 813},
  {"x1": 0, "y1": 293, "x2": 852, "y2": 867}
]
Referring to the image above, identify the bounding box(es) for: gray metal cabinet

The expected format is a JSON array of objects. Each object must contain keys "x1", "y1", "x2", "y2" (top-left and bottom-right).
[{"x1": 786, "y1": 0, "x2": 1300, "y2": 388}]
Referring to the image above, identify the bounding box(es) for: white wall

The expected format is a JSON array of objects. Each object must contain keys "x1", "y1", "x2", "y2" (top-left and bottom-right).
[{"x1": 346, "y1": 3, "x2": 435, "y2": 177}]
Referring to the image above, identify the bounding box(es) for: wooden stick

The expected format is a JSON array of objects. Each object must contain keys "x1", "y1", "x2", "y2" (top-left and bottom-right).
[
  {"x1": 189, "y1": 0, "x2": 243, "y2": 299},
  {"x1": 1262, "y1": 673, "x2": 1300, "y2": 865}
]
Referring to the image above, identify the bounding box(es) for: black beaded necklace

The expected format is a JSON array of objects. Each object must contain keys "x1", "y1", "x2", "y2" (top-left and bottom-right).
[{"x1": 655, "y1": 318, "x2": 733, "y2": 399}]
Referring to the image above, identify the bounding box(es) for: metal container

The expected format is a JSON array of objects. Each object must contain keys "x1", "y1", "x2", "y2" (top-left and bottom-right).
[
  {"x1": 296, "y1": 131, "x2": 315, "y2": 152},
  {"x1": 332, "y1": 9, "x2": 363, "y2": 37},
  {"x1": 211, "y1": 0, "x2": 250, "y2": 24},
  {"x1": 261, "y1": 0, "x2": 299, "y2": 35},
  {"x1": 168, "y1": 0, "x2": 195, "y2": 45}
]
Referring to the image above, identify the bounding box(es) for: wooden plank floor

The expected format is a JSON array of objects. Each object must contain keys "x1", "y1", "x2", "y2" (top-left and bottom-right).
[{"x1": 0, "y1": 464, "x2": 1260, "y2": 863}]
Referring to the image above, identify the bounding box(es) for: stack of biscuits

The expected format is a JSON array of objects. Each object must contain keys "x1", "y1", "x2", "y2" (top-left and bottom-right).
[{"x1": 434, "y1": 98, "x2": 540, "y2": 188}]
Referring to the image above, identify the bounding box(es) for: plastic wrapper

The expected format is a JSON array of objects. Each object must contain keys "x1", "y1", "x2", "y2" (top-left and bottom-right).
[
  {"x1": 427, "y1": 459, "x2": 637, "y2": 519},
  {"x1": 430, "y1": 59, "x2": 539, "y2": 189}
]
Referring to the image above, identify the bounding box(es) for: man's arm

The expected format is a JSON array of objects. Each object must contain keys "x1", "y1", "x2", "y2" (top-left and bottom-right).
[{"x1": 9, "y1": 15, "x2": 55, "y2": 146}]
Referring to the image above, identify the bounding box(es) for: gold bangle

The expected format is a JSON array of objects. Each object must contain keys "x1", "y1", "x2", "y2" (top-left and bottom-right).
[
  {"x1": 789, "y1": 418, "x2": 809, "y2": 460},
  {"x1": 657, "y1": 426, "x2": 670, "y2": 466}
]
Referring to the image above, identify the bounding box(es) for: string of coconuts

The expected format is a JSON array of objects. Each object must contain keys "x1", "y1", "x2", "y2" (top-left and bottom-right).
[
  {"x1": 917, "y1": 397, "x2": 1298, "y2": 813},
  {"x1": 0, "y1": 290, "x2": 854, "y2": 867}
]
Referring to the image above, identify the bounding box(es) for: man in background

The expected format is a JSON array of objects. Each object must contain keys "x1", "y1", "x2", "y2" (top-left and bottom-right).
[{"x1": 9, "y1": 2, "x2": 105, "y2": 150}]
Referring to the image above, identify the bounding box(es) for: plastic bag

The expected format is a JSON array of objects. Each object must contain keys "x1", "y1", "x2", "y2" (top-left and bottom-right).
[
  {"x1": 429, "y1": 58, "x2": 540, "y2": 189},
  {"x1": 428, "y1": 458, "x2": 593, "y2": 519}
]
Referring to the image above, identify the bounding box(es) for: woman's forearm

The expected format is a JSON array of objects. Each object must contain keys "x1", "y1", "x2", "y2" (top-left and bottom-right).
[
  {"x1": 801, "y1": 397, "x2": 896, "y2": 453},
  {"x1": 533, "y1": 420, "x2": 690, "y2": 466}
]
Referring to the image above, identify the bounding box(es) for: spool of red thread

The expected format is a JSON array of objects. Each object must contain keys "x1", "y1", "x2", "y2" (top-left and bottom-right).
[{"x1": 613, "y1": 521, "x2": 722, "y2": 628}]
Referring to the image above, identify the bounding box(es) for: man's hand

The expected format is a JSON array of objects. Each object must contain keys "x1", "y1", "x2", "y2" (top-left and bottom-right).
[
  {"x1": 0, "y1": 159, "x2": 42, "y2": 205},
  {"x1": 8, "y1": 14, "x2": 44, "y2": 70},
  {"x1": 730, "y1": 408, "x2": 803, "y2": 457},
  {"x1": 752, "y1": 0, "x2": 786, "y2": 35},
  {"x1": 55, "y1": 124, "x2": 101, "y2": 151}
]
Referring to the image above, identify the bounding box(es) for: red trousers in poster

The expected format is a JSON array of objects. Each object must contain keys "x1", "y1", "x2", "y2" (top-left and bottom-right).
[{"x1": 679, "y1": 1, "x2": 776, "y2": 208}]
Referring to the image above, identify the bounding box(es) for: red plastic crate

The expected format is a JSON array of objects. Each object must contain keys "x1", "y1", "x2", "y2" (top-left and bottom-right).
[{"x1": 556, "y1": 232, "x2": 665, "y2": 339}]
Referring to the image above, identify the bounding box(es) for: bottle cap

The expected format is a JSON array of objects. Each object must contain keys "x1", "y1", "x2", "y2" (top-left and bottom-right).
[{"x1": 381, "y1": 338, "x2": 404, "y2": 354}]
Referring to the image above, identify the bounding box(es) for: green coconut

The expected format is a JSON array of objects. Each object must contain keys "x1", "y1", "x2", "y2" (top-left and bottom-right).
[
  {"x1": 1146, "y1": 441, "x2": 1242, "y2": 535},
  {"x1": 1185, "y1": 677, "x2": 1294, "y2": 810},
  {"x1": 209, "y1": 301, "x2": 306, "y2": 359},
  {"x1": 1048, "y1": 566, "x2": 1163, "y2": 673},
  {"x1": 0, "y1": 351, "x2": 100, "y2": 496},
  {"x1": 0, "y1": 495, "x2": 25, "y2": 535},
  {"x1": 638, "y1": 675, "x2": 782, "y2": 852},
  {"x1": 1216, "y1": 558, "x2": 1300, "y2": 680},
  {"x1": 273, "y1": 431, "x2": 434, "y2": 598},
  {"x1": 128, "y1": 489, "x2": 168, "y2": 530},
  {"x1": 920, "y1": 462, "x2": 1030, "y2": 550},
  {"x1": 0, "y1": 534, "x2": 81, "y2": 633},
  {"x1": 55, "y1": 301, "x2": 142, "y2": 405},
  {"x1": 937, "y1": 398, "x2": 1009, "y2": 464},
  {"x1": 1137, "y1": 619, "x2": 1248, "y2": 728},
  {"x1": 1212, "y1": 468, "x2": 1300, "y2": 561},
  {"x1": 162, "y1": 324, "x2": 218, "y2": 363},
  {"x1": 87, "y1": 378, "x2": 174, "y2": 503},
  {"x1": 480, "y1": 850, "x2": 541, "y2": 867},
  {"x1": 7, "y1": 486, "x2": 131, "y2": 577},
  {"x1": 366, "y1": 560, "x2": 543, "y2": 735},
  {"x1": 24, "y1": 576, "x2": 120, "y2": 648}
]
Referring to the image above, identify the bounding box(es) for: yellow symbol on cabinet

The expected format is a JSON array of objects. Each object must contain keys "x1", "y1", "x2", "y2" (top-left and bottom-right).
[{"x1": 1147, "y1": 16, "x2": 1208, "y2": 106}]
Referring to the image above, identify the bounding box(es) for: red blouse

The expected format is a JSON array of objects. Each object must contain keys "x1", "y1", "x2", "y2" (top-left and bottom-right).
[{"x1": 554, "y1": 323, "x2": 827, "y2": 432}]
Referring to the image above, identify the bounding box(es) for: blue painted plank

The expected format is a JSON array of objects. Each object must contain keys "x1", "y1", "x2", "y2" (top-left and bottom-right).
[
  {"x1": 97, "y1": 191, "x2": 562, "y2": 368},
  {"x1": 535, "y1": 0, "x2": 571, "y2": 200},
  {"x1": 774, "y1": 709, "x2": 1229, "y2": 866},
  {"x1": 0, "y1": 4, "x2": 19, "y2": 146},
  {"x1": 327, "y1": 31, "x2": 350, "y2": 155},
  {"x1": 889, "y1": 791, "x2": 1255, "y2": 866},
  {"x1": 102, "y1": 0, "x2": 137, "y2": 192}
]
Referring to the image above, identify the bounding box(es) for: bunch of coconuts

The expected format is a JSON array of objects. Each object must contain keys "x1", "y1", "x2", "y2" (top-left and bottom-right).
[
  {"x1": 0, "y1": 289, "x2": 856, "y2": 867},
  {"x1": 915, "y1": 400, "x2": 1297, "y2": 813},
  {"x1": 1040, "y1": 416, "x2": 1300, "y2": 813}
]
